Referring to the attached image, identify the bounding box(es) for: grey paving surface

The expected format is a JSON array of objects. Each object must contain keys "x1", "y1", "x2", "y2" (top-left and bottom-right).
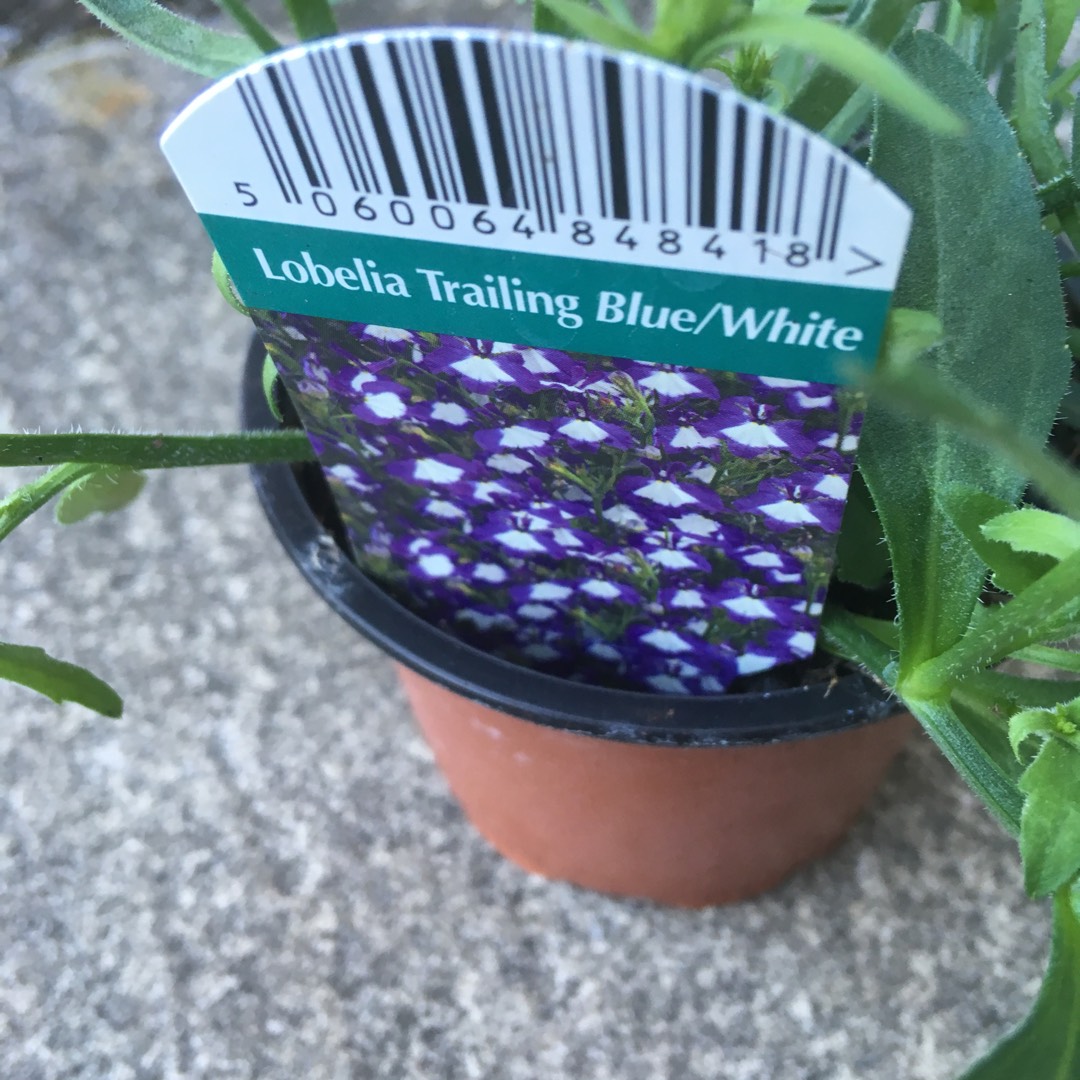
[{"x1": 0, "y1": 10, "x2": 1052, "y2": 1080}]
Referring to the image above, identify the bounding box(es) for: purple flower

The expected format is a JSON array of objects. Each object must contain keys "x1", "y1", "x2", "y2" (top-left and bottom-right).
[
  {"x1": 636, "y1": 368, "x2": 720, "y2": 401},
  {"x1": 734, "y1": 477, "x2": 844, "y2": 532},
  {"x1": 577, "y1": 579, "x2": 642, "y2": 605},
  {"x1": 475, "y1": 420, "x2": 553, "y2": 454},
  {"x1": 386, "y1": 453, "x2": 475, "y2": 486},
  {"x1": 350, "y1": 323, "x2": 420, "y2": 350},
  {"x1": 491, "y1": 342, "x2": 585, "y2": 383},
  {"x1": 427, "y1": 339, "x2": 543, "y2": 393},
  {"x1": 707, "y1": 398, "x2": 818, "y2": 459},
  {"x1": 551, "y1": 417, "x2": 635, "y2": 450},
  {"x1": 618, "y1": 473, "x2": 727, "y2": 513},
  {"x1": 348, "y1": 381, "x2": 411, "y2": 425}
]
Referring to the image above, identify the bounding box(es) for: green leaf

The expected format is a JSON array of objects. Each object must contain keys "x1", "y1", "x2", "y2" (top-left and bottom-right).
[
  {"x1": 862, "y1": 31, "x2": 1070, "y2": 677},
  {"x1": 783, "y1": 0, "x2": 926, "y2": 132},
  {"x1": 54, "y1": 467, "x2": 147, "y2": 525},
  {"x1": 959, "y1": 885, "x2": 1080, "y2": 1079},
  {"x1": 1010, "y1": 702, "x2": 1080, "y2": 761},
  {"x1": 281, "y1": 0, "x2": 338, "y2": 41},
  {"x1": 0, "y1": 642, "x2": 122, "y2": 718},
  {"x1": 262, "y1": 354, "x2": 285, "y2": 423},
  {"x1": 943, "y1": 488, "x2": 1055, "y2": 595},
  {"x1": 983, "y1": 508, "x2": 1080, "y2": 560},
  {"x1": 1011, "y1": 644, "x2": 1080, "y2": 674},
  {"x1": 532, "y1": 0, "x2": 655, "y2": 53},
  {"x1": 970, "y1": 670, "x2": 1080, "y2": 710},
  {"x1": 75, "y1": 0, "x2": 263, "y2": 77},
  {"x1": 1020, "y1": 736, "x2": 1080, "y2": 895},
  {"x1": 698, "y1": 16, "x2": 963, "y2": 133},
  {"x1": 212, "y1": 249, "x2": 251, "y2": 316},
  {"x1": 834, "y1": 469, "x2": 889, "y2": 588},
  {"x1": 1046, "y1": 0, "x2": 1080, "y2": 70}
]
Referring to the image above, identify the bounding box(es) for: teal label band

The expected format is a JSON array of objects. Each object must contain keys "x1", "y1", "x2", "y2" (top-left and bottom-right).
[{"x1": 205, "y1": 215, "x2": 890, "y2": 384}]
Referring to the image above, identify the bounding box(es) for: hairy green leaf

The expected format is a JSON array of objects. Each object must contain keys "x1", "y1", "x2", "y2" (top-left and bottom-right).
[
  {"x1": 699, "y1": 16, "x2": 962, "y2": 132},
  {"x1": 212, "y1": 249, "x2": 251, "y2": 316},
  {"x1": 785, "y1": 0, "x2": 922, "y2": 132},
  {"x1": 943, "y1": 488, "x2": 1055, "y2": 595},
  {"x1": 0, "y1": 642, "x2": 122, "y2": 718},
  {"x1": 971, "y1": 671, "x2": 1080, "y2": 710},
  {"x1": 1020, "y1": 736, "x2": 1080, "y2": 897},
  {"x1": 959, "y1": 885, "x2": 1080, "y2": 1079},
  {"x1": 834, "y1": 469, "x2": 889, "y2": 588},
  {"x1": 1011, "y1": 644, "x2": 1080, "y2": 674},
  {"x1": 54, "y1": 467, "x2": 146, "y2": 525},
  {"x1": 75, "y1": 0, "x2": 263, "y2": 77},
  {"x1": 863, "y1": 32, "x2": 1070, "y2": 677},
  {"x1": 983, "y1": 508, "x2": 1080, "y2": 560}
]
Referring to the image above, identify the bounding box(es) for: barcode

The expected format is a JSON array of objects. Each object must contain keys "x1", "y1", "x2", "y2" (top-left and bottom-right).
[
  {"x1": 231, "y1": 32, "x2": 848, "y2": 251},
  {"x1": 163, "y1": 28, "x2": 912, "y2": 288}
]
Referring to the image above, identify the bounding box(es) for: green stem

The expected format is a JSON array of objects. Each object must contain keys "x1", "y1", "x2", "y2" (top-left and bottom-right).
[
  {"x1": 212, "y1": 0, "x2": 281, "y2": 52},
  {"x1": 1013, "y1": 0, "x2": 1069, "y2": 183},
  {"x1": 0, "y1": 463, "x2": 98, "y2": 542},
  {"x1": 0, "y1": 431, "x2": 315, "y2": 470},
  {"x1": 1048, "y1": 56, "x2": 1080, "y2": 101},
  {"x1": 280, "y1": 0, "x2": 337, "y2": 41},
  {"x1": 785, "y1": 0, "x2": 922, "y2": 132},
  {"x1": 904, "y1": 549, "x2": 1080, "y2": 698}
]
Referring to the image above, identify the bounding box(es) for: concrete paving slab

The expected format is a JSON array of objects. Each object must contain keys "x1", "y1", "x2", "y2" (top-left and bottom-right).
[{"x1": 0, "y1": 10, "x2": 1050, "y2": 1080}]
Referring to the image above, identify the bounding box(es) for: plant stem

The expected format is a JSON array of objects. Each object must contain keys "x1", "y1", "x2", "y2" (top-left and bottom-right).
[
  {"x1": 212, "y1": 0, "x2": 281, "y2": 52},
  {"x1": 0, "y1": 463, "x2": 97, "y2": 542},
  {"x1": 0, "y1": 432, "x2": 315, "y2": 470}
]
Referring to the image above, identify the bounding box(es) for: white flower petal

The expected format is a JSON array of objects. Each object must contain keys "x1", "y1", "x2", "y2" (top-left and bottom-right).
[
  {"x1": 722, "y1": 597, "x2": 776, "y2": 620},
  {"x1": 417, "y1": 554, "x2": 454, "y2": 578},
  {"x1": 430, "y1": 401, "x2": 470, "y2": 425},
  {"x1": 474, "y1": 563, "x2": 508, "y2": 583},
  {"x1": 364, "y1": 391, "x2": 406, "y2": 419},
  {"x1": 814, "y1": 474, "x2": 849, "y2": 500},
  {"x1": 633, "y1": 480, "x2": 698, "y2": 507},
  {"x1": 758, "y1": 499, "x2": 820, "y2": 525},
  {"x1": 558, "y1": 419, "x2": 609, "y2": 443},
  {"x1": 452, "y1": 354, "x2": 515, "y2": 383},
  {"x1": 495, "y1": 530, "x2": 548, "y2": 553},
  {"x1": 414, "y1": 459, "x2": 465, "y2": 484},
  {"x1": 639, "y1": 371, "x2": 700, "y2": 398},
  {"x1": 640, "y1": 629, "x2": 693, "y2": 653},
  {"x1": 736, "y1": 653, "x2": 776, "y2": 675},
  {"x1": 672, "y1": 513, "x2": 718, "y2": 537},
  {"x1": 721, "y1": 421, "x2": 788, "y2": 449}
]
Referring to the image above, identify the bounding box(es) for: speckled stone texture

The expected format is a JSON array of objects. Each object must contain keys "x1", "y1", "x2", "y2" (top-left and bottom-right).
[{"x1": 0, "y1": 9, "x2": 1051, "y2": 1080}]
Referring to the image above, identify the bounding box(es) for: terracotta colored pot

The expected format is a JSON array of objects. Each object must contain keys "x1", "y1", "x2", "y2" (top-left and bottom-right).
[
  {"x1": 398, "y1": 665, "x2": 913, "y2": 906},
  {"x1": 244, "y1": 337, "x2": 912, "y2": 907}
]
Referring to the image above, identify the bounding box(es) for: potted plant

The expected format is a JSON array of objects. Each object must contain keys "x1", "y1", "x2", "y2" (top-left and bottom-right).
[{"x1": 3, "y1": 0, "x2": 1080, "y2": 1073}]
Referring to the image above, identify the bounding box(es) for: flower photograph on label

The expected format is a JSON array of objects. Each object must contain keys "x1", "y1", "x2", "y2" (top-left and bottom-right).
[{"x1": 257, "y1": 312, "x2": 862, "y2": 695}]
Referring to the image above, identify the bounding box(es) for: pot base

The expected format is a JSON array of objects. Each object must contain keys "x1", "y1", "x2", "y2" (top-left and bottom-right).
[{"x1": 398, "y1": 665, "x2": 915, "y2": 907}]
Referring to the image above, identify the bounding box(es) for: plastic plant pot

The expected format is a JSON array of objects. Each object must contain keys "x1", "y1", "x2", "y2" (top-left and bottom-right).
[{"x1": 243, "y1": 337, "x2": 914, "y2": 906}]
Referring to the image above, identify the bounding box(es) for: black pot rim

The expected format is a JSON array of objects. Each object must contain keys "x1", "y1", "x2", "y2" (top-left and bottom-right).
[{"x1": 242, "y1": 335, "x2": 899, "y2": 747}]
